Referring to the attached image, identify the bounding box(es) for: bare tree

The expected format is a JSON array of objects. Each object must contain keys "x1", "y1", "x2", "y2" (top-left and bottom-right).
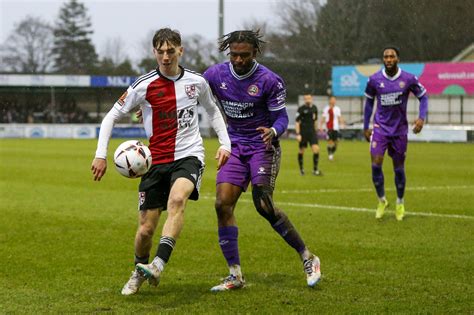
[
  {"x1": 0, "y1": 16, "x2": 54, "y2": 73},
  {"x1": 101, "y1": 37, "x2": 129, "y2": 66}
]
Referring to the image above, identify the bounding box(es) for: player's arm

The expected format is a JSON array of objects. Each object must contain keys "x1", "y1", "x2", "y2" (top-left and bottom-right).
[
  {"x1": 313, "y1": 109, "x2": 318, "y2": 132},
  {"x1": 92, "y1": 87, "x2": 141, "y2": 181},
  {"x1": 363, "y1": 78, "x2": 376, "y2": 141},
  {"x1": 257, "y1": 76, "x2": 288, "y2": 145},
  {"x1": 338, "y1": 108, "x2": 345, "y2": 129},
  {"x1": 410, "y1": 76, "x2": 429, "y2": 134},
  {"x1": 199, "y1": 80, "x2": 231, "y2": 169},
  {"x1": 295, "y1": 109, "x2": 302, "y2": 142}
]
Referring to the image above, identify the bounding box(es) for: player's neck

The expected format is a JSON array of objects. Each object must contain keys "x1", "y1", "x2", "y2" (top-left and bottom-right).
[
  {"x1": 160, "y1": 65, "x2": 181, "y2": 77},
  {"x1": 385, "y1": 66, "x2": 399, "y2": 77}
]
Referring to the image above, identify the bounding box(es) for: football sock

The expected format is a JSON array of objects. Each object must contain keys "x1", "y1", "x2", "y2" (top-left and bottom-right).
[
  {"x1": 397, "y1": 197, "x2": 404, "y2": 204},
  {"x1": 333, "y1": 143, "x2": 337, "y2": 153},
  {"x1": 154, "y1": 236, "x2": 176, "y2": 271},
  {"x1": 272, "y1": 214, "x2": 306, "y2": 253},
  {"x1": 229, "y1": 264, "x2": 242, "y2": 278},
  {"x1": 394, "y1": 167, "x2": 406, "y2": 200},
  {"x1": 327, "y1": 146, "x2": 331, "y2": 155},
  {"x1": 134, "y1": 254, "x2": 149, "y2": 265},
  {"x1": 313, "y1": 153, "x2": 319, "y2": 171},
  {"x1": 297, "y1": 153, "x2": 303, "y2": 171},
  {"x1": 371, "y1": 164, "x2": 385, "y2": 199},
  {"x1": 218, "y1": 226, "x2": 240, "y2": 266}
]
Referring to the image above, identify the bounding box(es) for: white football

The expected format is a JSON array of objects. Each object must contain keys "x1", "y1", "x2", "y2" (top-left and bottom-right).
[{"x1": 113, "y1": 140, "x2": 152, "y2": 178}]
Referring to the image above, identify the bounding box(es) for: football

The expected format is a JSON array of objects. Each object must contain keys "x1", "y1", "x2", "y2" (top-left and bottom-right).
[{"x1": 113, "y1": 140, "x2": 152, "y2": 178}]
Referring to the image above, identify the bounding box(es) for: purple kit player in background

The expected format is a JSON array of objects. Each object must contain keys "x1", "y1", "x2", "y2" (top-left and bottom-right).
[
  {"x1": 203, "y1": 30, "x2": 321, "y2": 291},
  {"x1": 363, "y1": 46, "x2": 428, "y2": 221}
]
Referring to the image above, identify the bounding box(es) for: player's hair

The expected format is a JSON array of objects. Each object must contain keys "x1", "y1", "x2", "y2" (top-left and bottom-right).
[
  {"x1": 218, "y1": 30, "x2": 266, "y2": 54},
  {"x1": 383, "y1": 45, "x2": 400, "y2": 57},
  {"x1": 152, "y1": 28, "x2": 181, "y2": 49}
]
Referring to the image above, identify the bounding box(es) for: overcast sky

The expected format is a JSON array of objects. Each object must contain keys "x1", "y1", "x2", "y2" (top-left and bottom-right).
[{"x1": 0, "y1": 0, "x2": 281, "y2": 61}]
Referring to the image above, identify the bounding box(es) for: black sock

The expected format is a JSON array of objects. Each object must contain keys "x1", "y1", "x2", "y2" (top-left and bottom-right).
[
  {"x1": 298, "y1": 153, "x2": 303, "y2": 171},
  {"x1": 313, "y1": 153, "x2": 319, "y2": 170},
  {"x1": 155, "y1": 236, "x2": 176, "y2": 263},
  {"x1": 134, "y1": 254, "x2": 149, "y2": 265}
]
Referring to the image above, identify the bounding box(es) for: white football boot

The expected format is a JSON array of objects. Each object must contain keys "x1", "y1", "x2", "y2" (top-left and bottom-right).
[
  {"x1": 121, "y1": 269, "x2": 146, "y2": 295},
  {"x1": 210, "y1": 274, "x2": 245, "y2": 292},
  {"x1": 136, "y1": 262, "x2": 161, "y2": 286},
  {"x1": 304, "y1": 255, "x2": 321, "y2": 287}
]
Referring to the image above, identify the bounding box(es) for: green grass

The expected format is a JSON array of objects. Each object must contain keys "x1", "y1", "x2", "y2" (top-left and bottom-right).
[{"x1": 0, "y1": 138, "x2": 473, "y2": 313}]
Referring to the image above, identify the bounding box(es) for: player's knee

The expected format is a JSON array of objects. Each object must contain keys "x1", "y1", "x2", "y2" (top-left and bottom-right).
[
  {"x1": 252, "y1": 186, "x2": 278, "y2": 223},
  {"x1": 138, "y1": 223, "x2": 155, "y2": 240},
  {"x1": 215, "y1": 197, "x2": 234, "y2": 222}
]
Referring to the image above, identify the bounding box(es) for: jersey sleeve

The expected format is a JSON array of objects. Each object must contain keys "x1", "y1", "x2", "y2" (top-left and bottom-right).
[
  {"x1": 409, "y1": 75, "x2": 427, "y2": 99},
  {"x1": 364, "y1": 77, "x2": 376, "y2": 99},
  {"x1": 197, "y1": 79, "x2": 231, "y2": 152},
  {"x1": 295, "y1": 107, "x2": 302, "y2": 122},
  {"x1": 113, "y1": 85, "x2": 143, "y2": 114},
  {"x1": 266, "y1": 76, "x2": 287, "y2": 112}
]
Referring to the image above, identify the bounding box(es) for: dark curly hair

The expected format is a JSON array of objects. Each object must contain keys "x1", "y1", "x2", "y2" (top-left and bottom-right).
[{"x1": 218, "y1": 30, "x2": 265, "y2": 54}]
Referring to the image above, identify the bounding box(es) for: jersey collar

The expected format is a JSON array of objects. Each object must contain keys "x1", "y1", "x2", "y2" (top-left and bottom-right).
[
  {"x1": 229, "y1": 61, "x2": 259, "y2": 80},
  {"x1": 156, "y1": 65, "x2": 185, "y2": 81},
  {"x1": 382, "y1": 67, "x2": 401, "y2": 81}
]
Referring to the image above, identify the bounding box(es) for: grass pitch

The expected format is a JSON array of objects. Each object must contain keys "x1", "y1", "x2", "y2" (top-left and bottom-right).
[{"x1": 0, "y1": 138, "x2": 473, "y2": 313}]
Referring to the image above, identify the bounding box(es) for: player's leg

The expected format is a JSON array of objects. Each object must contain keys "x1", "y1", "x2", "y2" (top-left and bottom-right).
[
  {"x1": 327, "y1": 130, "x2": 336, "y2": 160},
  {"x1": 211, "y1": 182, "x2": 246, "y2": 291},
  {"x1": 298, "y1": 140, "x2": 306, "y2": 175},
  {"x1": 310, "y1": 133, "x2": 322, "y2": 175},
  {"x1": 137, "y1": 158, "x2": 201, "y2": 283},
  {"x1": 211, "y1": 147, "x2": 248, "y2": 291},
  {"x1": 370, "y1": 133, "x2": 389, "y2": 219},
  {"x1": 389, "y1": 135, "x2": 408, "y2": 221},
  {"x1": 251, "y1": 145, "x2": 321, "y2": 287}
]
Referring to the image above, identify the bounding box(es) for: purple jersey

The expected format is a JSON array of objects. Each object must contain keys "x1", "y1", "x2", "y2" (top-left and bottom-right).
[
  {"x1": 365, "y1": 68, "x2": 426, "y2": 136},
  {"x1": 203, "y1": 61, "x2": 287, "y2": 145}
]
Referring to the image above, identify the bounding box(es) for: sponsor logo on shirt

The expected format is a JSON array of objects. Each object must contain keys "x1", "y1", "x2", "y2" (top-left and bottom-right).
[
  {"x1": 185, "y1": 84, "x2": 196, "y2": 99},
  {"x1": 178, "y1": 108, "x2": 194, "y2": 128},
  {"x1": 222, "y1": 100, "x2": 254, "y2": 118},
  {"x1": 380, "y1": 92, "x2": 403, "y2": 106},
  {"x1": 247, "y1": 84, "x2": 259, "y2": 96}
]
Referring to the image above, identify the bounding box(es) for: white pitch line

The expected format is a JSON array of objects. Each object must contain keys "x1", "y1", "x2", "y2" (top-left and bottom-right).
[
  {"x1": 199, "y1": 196, "x2": 474, "y2": 220},
  {"x1": 278, "y1": 185, "x2": 474, "y2": 194}
]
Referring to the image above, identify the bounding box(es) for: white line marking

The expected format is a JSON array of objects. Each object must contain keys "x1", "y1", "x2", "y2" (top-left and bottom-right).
[
  {"x1": 278, "y1": 185, "x2": 474, "y2": 194},
  {"x1": 200, "y1": 195, "x2": 474, "y2": 220}
]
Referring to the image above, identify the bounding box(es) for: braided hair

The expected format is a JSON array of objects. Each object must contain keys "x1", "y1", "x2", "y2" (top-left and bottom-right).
[{"x1": 218, "y1": 30, "x2": 266, "y2": 54}]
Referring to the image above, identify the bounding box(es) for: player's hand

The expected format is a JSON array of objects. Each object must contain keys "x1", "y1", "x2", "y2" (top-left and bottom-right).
[
  {"x1": 256, "y1": 127, "x2": 275, "y2": 146},
  {"x1": 412, "y1": 118, "x2": 424, "y2": 134},
  {"x1": 135, "y1": 109, "x2": 143, "y2": 123},
  {"x1": 215, "y1": 148, "x2": 230, "y2": 170},
  {"x1": 364, "y1": 129, "x2": 372, "y2": 142},
  {"x1": 91, "y1": 158, "x2": 107, "y2": 181},
  {"x1": 296, "y1": 134, "x2": 302, "y2": 142}
]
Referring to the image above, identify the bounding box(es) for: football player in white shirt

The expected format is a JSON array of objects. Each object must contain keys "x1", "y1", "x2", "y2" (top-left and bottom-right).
[
  {"x1": 91, "y1": 28, "x2": 231, "y2": 295},
  {"x1": 319, "y1": 96, "x2": 345, "y2": 161}
]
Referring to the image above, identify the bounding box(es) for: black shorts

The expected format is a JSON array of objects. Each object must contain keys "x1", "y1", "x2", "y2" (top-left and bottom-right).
[
  {"x1": 299, "y1": 132, "x2": 318, "y2": 148},
  {"x1": 138, "y1": 156, "x2": 204, "y2": 211},
  {"x1": 327, "y1": 130, "x2": 340, "y2": 141}
]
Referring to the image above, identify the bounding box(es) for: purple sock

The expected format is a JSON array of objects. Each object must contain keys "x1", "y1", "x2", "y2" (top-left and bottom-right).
[
  {"x1": 218, "y1": 226, "x2": 240, "y2": 266},
  {"x1": 394, "y1": 167, "x2": 406, "y2": 199},
  {"x1": 372, "y1": 164, "x2": 385, "y2": 198}
]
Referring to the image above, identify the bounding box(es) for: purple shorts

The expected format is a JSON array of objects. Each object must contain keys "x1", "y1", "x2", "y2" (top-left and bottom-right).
[
  {"x1": 370, "y1": 132, "x2": 407, "y2": 161},
  {"x1": 216, "y1": 143, "x2": 281, "y2": 191}
]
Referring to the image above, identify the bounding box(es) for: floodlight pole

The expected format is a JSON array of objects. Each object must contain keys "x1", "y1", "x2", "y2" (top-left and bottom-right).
[{"x1": 218, "y1": 0, "x2": 224, "y2": 39}]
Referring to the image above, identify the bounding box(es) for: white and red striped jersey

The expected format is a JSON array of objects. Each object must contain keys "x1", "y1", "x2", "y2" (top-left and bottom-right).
[
  {"x1": 95, "y1": 67, "x2": 230, "y2": 165},
  {"x1": 322, "y1": 105, "x2": 342, "y2": 131}
]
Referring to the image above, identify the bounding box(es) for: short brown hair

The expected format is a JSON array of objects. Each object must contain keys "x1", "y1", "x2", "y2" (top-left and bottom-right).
[{"x1": 152, "y1": 28, "x2": 181, "y2": 49}]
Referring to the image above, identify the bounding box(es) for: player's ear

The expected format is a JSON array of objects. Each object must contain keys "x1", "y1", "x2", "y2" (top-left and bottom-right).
[{"x1": 178, "y1": 46, "x2": 184, "y2": 57}]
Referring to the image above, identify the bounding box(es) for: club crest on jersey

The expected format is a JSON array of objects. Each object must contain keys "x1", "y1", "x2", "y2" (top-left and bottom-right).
[
  {"x1": 185, "y1": 84, "x2": 197, "y2": 99},
  {"x1": 117, "y1": 91, "x2": 128, "y2": 106},
  {"x1": 399, "y1": 81, "x2": 406, "y2": 88},
  {"x1": 139, "y1": 192, "x2": 146, "y2": 206},
  {"x1": 372, "y1": 141, "x2": 377, "y2": 148},
  {"x1": 247, "y1": 85, "x2": 259, "y2": 96}
]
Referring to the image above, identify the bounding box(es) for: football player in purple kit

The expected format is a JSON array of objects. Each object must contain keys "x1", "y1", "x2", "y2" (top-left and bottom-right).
[
  {"x1": 363, "y1": 46, "x2": 428, "y2": 221},
  {"x1": 203, "y1": 30, "x2": 321, "y2": 291}
]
